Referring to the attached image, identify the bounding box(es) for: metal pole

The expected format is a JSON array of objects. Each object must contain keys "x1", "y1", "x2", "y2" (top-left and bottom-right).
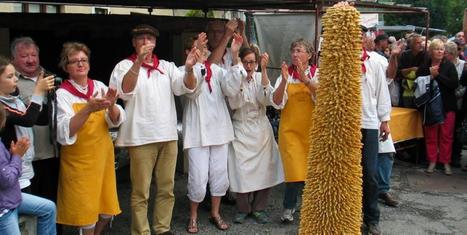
[
  {"x1": 424, "y1": 10, "x2": 429, "y2": 52},
  {"x1": 314, "y1": 1, "x2": 320, "y2": 65}
]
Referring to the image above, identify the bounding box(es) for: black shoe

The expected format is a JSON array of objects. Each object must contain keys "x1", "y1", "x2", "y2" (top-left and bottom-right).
[
  {"x1": 379, "y1": 193, "x2": 399, "y2": 207},
  {"x1": 367, "y1": 223, "x2": 382, "y2": 235},
  {"x1": 158, "y1": 231, "x2": 174, "y2": 235}
]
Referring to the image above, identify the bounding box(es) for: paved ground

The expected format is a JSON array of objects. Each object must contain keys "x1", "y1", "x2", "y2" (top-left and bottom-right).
[{"x1": 62, "y1": 154, "x2": 467, "y2": 234}]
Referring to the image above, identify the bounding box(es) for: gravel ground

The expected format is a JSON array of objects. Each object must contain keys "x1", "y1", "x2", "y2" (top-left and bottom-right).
[{"x1": 61, "y1": 155, "x2": 467, "y2": 235}]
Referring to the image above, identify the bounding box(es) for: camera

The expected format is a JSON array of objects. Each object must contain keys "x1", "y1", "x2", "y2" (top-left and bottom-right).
[{"x1": 43, "y1": 71, "x2": 63, "y2": 87}]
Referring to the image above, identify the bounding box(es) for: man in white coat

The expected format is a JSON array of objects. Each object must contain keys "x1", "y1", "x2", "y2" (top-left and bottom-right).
[{"x1": 109, "y1": 24, "x2": 199, "y2": 235}]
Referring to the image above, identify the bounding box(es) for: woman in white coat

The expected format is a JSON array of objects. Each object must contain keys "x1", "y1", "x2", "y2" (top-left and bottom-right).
[{"x1": 228, "y1": 47, "x2": 284, "y2": 224}]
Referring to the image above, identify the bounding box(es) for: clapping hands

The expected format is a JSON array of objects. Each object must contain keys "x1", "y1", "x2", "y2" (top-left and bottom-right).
[
  {"x1": 86, "y1": 88, "x2": 118, "y2": 113},
  {"x1": 10, "y1": 137, "x2": 30, "y2": 158},
  {"x1": 260, "y1": 53, "x2": 269, "y2": 70},
  {"x1": 230, "y1": 33, "x2": 243, "y2": 54}
]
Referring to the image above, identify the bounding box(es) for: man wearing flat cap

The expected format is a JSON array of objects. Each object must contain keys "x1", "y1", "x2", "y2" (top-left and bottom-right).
[{"x1": 110, "y1": 24, "x2": 199, "y2": 235}]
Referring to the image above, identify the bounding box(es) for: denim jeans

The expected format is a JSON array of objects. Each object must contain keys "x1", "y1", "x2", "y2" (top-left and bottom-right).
[
  {"x1": 0, "y1": 193, "x2": 56, "y2": 235},
  {"x1": 377, "y1": 153, "x2": 394, "y2": 194},
  {"x1": 361, "y1": 129, "x2": 380, "y2": 225},
  {"x1": 282, "y1": 182, "x2": 304, "y2": 209}
]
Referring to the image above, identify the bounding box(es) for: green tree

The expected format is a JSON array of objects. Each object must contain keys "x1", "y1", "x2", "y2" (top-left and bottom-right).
[
  {"x1": 185, "y1": 9, "x2": 214, "y2": 18},
  {"x1": 384, "y1": 0, "x2": 466, "y2": 36}
]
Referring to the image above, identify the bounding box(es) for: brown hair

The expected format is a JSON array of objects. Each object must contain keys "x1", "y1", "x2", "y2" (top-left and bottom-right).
[
  {"x1": 0, "y1": 56, "x2": 10, "y2": 76},
  {"x1": 58, "y1": 42, "x2": 91, "y2": 72},
  {"x1": 239, "y1": 45, "x2": 260, "y2": 64},
  {"x1": 183, "y1": 36, "x2": 198, "y2": 51}
]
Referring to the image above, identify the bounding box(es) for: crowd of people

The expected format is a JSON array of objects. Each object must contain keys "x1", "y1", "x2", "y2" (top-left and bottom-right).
[{"x1": 0, "y1": 17, "x2": 466, "y2": 235}]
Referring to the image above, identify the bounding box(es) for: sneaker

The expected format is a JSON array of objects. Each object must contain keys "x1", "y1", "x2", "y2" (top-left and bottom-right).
[
  {"x1": 233, "y1": 212, "x2": 248, "y2": 224},
  {"x1": 280, "y1": 208, "x2": 295, "y2": 223},
  {"x1": 444, "y1": 164, "x2": 452, "y2": 175},
  {"x1": 367, "y1": 223, "x2": 382, "y2": 235},
  {"x1": 425, "y1": 162, "x2": 436, "y2": 173},
  {"x1": 378, "y1": 192, "x2": 399, "y2": 207},
  {"x1": 252, "y1": 211, "x2": 269, "y2": 224}
]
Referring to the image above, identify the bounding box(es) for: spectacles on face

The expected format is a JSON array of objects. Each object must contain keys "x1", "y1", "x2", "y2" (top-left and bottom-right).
[
  {"x1": 459, "y1": 47, "x2": 464, "y2": 51},
  {"x1": 242, "y1": 60, "x2": 256, "y2": 65},
  {"x1": 67, "y1": 58, "x2": 89, "y2": 65}
]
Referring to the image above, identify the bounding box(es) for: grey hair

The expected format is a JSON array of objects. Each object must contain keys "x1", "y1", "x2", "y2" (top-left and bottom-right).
[
  {"x1": 444, "y1": 41, "x2": 458, "y2": 56},
  {"x1": 10, "y1": 37, "x2": 39, "y2": 58}
]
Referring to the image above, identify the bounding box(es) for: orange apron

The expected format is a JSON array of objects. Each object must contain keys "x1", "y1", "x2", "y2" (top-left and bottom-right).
[
  {"x1": 278, "y1": 83, "x2": 314, "y2": 182},
  {"x1": 57, "y1": 103, "x2": 121, "y2": 226}
]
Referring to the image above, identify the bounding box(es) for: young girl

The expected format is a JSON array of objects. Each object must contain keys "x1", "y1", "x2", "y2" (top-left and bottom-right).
[
  {"x1": 0, "y1": 57, "x2": 56, "y2": 235},
  {"x1": 0, "y1": 56, "x2": 54, "y2": 191}
]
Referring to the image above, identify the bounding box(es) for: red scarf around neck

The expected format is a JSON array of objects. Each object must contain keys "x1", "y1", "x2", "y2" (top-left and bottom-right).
[
  {"x1": 288, "y1": 64, "x2": 317, "y2": 80},
  {"x1": 127, "y1": 54, "x2": 164, "y2": 78},
  {"x1": 204, "y1": 61, "x2": 213, "y2": 93},
  {"x1": 60, "y1": 79, "x2": 95, "y2": 100},
  {"x1": 361, "y1": 48, "x2": 370, "y2": 73}
]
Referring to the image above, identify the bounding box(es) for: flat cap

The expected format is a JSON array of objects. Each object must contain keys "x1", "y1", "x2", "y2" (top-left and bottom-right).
[{"x1": 131, "y1": 24, "x2": 159, "y2": 37}]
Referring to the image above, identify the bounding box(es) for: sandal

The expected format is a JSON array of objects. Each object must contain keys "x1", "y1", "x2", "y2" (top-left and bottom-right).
[
  {"x1": 186, "y1": 218, "x2": 199, "y2": 234},
  {"x1": 209, "y1": 216, "x2": 230, "y2": 231}
]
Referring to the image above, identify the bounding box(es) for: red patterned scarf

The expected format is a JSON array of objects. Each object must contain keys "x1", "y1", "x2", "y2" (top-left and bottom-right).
[{"x1": 127, "y1": 54, "x2": 164, "y2": 77}]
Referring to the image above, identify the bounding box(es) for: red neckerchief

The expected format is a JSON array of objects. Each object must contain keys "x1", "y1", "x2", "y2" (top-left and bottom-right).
[
  {"x1": 361, "y1": 48, "x2": 370, "y2": 73},
  {"x1": 288, "y1": 64, "x2": 316, "y2": 80},
  {"x1": 127, "y1": 54, "x2": 164, "y2": 78},
  {"x1": 204, "y1": 61, "x2": 213, "y2": 93},
  {"x1": 60, "y1": 79, "x2": 95, "y2": 100}
]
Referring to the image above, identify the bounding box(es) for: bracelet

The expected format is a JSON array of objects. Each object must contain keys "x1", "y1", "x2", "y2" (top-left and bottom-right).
[{"x1": 128, "y1": 68, "x2": 139, "y2": 75}]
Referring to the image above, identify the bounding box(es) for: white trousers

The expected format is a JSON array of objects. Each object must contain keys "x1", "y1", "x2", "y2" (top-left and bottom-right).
[{"x1": 187, "y1": 144, "x2": 229, "y2": 203}]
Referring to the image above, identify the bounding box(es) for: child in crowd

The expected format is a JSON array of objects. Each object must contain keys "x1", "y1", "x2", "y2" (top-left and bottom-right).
[{"x1": 0, "y1": 56, "x2": 56, "y2": 234}]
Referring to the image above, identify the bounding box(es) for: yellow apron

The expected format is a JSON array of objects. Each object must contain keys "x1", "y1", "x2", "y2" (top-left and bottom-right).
[
  {"x1": 278, "y1": 83, "x2": 314, "y2": 182},
  {"x1": 57, "y1": 103, "x2": 121, "y2": 226}
]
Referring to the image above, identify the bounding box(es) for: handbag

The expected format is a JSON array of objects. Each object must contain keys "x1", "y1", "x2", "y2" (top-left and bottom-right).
[
  {"x1": 422, "y1": 80, "x2": 444, "y2": 125},
  {"x1": 414, "y1": 75, "x2": 431, "y2": 107}
]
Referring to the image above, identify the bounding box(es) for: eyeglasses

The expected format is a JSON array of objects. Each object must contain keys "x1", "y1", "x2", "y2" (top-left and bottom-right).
[
  {"x1": 67, "y1": 58, "x2": 89, "y2": 65},
  {"x1": 459, "y1": 47, "x2": 464, "y2": 51},
  {"x1": 242, "y1": 60, "x2": 256, "y2": 65}
]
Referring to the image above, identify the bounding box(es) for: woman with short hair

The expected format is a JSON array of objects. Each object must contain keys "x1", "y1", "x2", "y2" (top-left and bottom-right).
[
  {"x1": 271, "y1": 38, "x2": 318, "y2": 222},
  {"x1": 416, "y1": 39, "x2": 458, "y2": 175},
  {"x1": 228, "y1": 46, "x2": 284, "y2": 224},
  {"x1": 56, "y1": 42, "x2": 125, "y2": 235}
]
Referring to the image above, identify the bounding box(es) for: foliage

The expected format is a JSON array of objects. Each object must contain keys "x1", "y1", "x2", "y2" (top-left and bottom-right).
[
  {"x1": 383, "y1": 0, "x2": 466, "y2": 36},
  {"x1": 185, "y1": 9, "x2": 214, "y2": 18}
]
